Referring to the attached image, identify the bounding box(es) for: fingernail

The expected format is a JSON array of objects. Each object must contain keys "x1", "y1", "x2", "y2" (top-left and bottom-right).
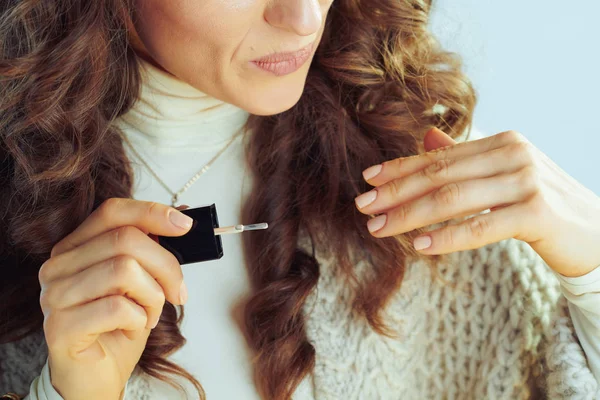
[
  {"x1": 414, "y1": 235, "x2": 432, "y2": 250},
  {"x1": 169, "y1": 209, "x2": 193, "y2": 230},
  {"x1": 355, "y1": 190, "x2": 378, "y2": 209},
  {"x1": 179, "y1": 280, "x2": 188, "y2": 304},
  {"x1": 362, "y1": 164, "x2": 382, "y2": 180},
  {"x1": 152, "y1": 318, "x2": 160, "y2": 329},
  {"x1": 367, "y1": 214, "x2": 387, "y2": 232}
]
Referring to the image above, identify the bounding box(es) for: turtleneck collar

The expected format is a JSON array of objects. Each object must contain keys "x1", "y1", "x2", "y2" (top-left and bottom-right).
[{"x1": 115, "y1": 56, "x2": 250, "y2": 152}]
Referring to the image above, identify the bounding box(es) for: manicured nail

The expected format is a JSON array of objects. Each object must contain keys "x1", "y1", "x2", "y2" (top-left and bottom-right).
[
  {"x1": 169, "y1": 209, "x2": 193, "y2": 229},
  {"x1": 362, "y1": 164, "x2": 382, "y2": 180},
  {"x1": 367, "y1": 214, "x2": 387, "y2": 232},
  {"x1": 355, "y1": 190, "x2": 378, "y2": 209},
  {"x1": 414, "y1": 235, "x2": 432, "y2": 250},
  {"x1": 179, "y1": 280, "x2": 188, "y2": 304}
]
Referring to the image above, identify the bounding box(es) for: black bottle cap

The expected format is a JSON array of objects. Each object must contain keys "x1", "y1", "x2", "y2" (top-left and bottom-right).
[{"x1": 157, "y1": 204, "x2": 223, "y2": 265}]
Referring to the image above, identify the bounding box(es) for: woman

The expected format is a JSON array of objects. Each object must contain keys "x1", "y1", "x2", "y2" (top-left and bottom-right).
[{"x1": 1, "y1": 0, "x2": 599, "y2": 399}]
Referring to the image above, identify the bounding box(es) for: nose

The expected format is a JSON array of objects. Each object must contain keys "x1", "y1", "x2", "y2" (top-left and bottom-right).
[{"x1": 264, "y1": 0, "x2": 323, "y2": 36}]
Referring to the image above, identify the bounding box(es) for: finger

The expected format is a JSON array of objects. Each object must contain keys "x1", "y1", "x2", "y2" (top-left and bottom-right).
[
  {"x1": 355, "y1": 142, "x2": 527, "y2": 215},
  {"x1": 41, "y1": 255, "x2": 166, "y2": 329},
  {"x1": 366, "y1": 169, "x2": 533, "y2": 238},
  {"x1": 150, "y1": 204, "x2": 190, "y2": 244},
  {"x1": 423, "y1": 127, "x2": 457, "y2": 152},
  {"x1": 45, "y1": 295, "x2": 148, "y2": 356},
  {"x1": 411, "y1": 202, "x2": 530, "y2": 254},
  {"x1": 40, "y1": 226, "x2": 184, "y2": 305},
  {"x1": 51, "y1": 198, "x2": 194, "y2": 258},
  {"x1": 362, "y1": 129, "x2": 527, "y2": 187}
]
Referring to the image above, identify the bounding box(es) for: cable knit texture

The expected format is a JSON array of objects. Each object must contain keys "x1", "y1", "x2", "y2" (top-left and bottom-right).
[
  {"x1": 0, "y1": 330, "x2": 46, "y2": 397},
  {"x1": 4, "y1": 236, "x2": 599, "y2": 399},
  {"x1": 292, "y1": 232, "x2": 599, "y2": 399}
]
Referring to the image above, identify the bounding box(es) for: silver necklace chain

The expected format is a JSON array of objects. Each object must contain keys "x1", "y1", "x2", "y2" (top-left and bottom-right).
[{"x1": 120, "y1": 128, "x2": 244, "y2": 207}]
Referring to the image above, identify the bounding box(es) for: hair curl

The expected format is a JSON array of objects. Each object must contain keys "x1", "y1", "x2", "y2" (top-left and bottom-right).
[{"x1": 0, "y1": 0, "x2": 475, "y2": 399}]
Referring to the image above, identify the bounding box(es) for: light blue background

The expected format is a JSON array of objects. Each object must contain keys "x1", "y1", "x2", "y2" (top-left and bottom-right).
[{"x1": 430, "y1": 0, "x2": 599, "y2": 195}]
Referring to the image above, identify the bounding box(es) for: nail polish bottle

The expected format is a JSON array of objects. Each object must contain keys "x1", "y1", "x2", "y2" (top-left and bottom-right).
[{"x1": 157, "y1": 203, "x2": 268, "y2": 265}]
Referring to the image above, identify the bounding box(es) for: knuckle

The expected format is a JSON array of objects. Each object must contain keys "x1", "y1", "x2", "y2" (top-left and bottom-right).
[
  {"x1": 38, "y1": 259, "x2": 53, "y2": 284},
  {"x1": 110, "y1": 256, "x2": 139, "y2": 289},
  {"x1": 38, "y1": 291, "x2": 48, "y2": 311},
  {"x1": 159, "y1": 250, "x2": 183, "y2": 281},
  {"x1": 107, "y1": 295, "x2": 128, "y2": 316},
  {"x1": 525, "y1": 191, "x2": 547, "y2": 219},
  {"x1": 441, "y1": 228, "x2": 456, "y2": 248},
  {"x1": 386, "y1": 178, "x2": 404, "y2": 196},
  {"x1": 500, "y1": 129, "x2": 524, "y2": 143},
  {"x1": 98, "y1": 197, "x2": 123, "y2": 219},
  {"x1": 422, "y1": 159, "x2": 452, "y2": 183},
  {"x1": 166, "y1": 257, "x2": 184, "y2": 283},
  {"x1": 111, "y1": 225, "x2": 140, "y2": 252},
  {"x1": 107, "y1": 296, "x2": 145, "y2": 324},
  {"x1": 386, "y1": 154, "x2": 413, "y2": 172},
  {"x1": 152, "y1": 290, "x2": 166, "y2": 310},
  {"x1": 493, "y1": 130, "x2": 523, "y2": 151},
  {"x1": 468, "y1": 217, "x2": 491, "y2": 239},
  {"x1": 509, "y1": 141, "x2": 536, "y2": 165},
  {"x1": 39, "y1": 286, "x2": 55, "y2": 311},
  {"x1": 516, "y1": 166, "x2": 541, "y2": 193},
  {"x1": 387, "y1": 157, "x2": 403, "y2": 171},
  {"x1": 50, "y1": 237, "x2": 77, "y2": 258},
  {"x1": 433, "y1": 182, "x2": 461, "y2": 206},
  {"x1": 49, "y1": 243, "x2": 61, "y2": 258},
  {"x1": 145, "y1": 201, "x2": 162, "y2": 220},
  {"x1": 395, "y1": 202, "x2": 412, "y2": 222}
]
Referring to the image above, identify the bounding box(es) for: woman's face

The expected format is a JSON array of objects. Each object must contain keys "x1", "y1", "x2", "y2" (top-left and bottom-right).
[{"x1": 129, "y1": 0, "x2": 333, "y2": 116}]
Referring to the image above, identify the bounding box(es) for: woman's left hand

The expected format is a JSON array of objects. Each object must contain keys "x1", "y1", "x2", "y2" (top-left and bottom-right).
[{"x1": 355, "y1": 127, "x2": 600, "y2": 278}]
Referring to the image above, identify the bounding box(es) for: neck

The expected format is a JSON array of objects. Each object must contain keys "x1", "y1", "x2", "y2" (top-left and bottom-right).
[{"x1": 115, "y1": 56, "x2": 250, "y2": 152}]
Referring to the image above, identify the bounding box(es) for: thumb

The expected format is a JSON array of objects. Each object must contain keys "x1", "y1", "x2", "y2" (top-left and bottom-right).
[
  {"x1": 150, "y1": 204, "x2": 191, "y2": 243},
  {"x1": 423, "y1": 127, "x2": 457, "y2": 152}
]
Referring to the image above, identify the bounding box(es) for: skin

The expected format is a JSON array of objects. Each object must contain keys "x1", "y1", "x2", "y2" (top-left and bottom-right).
[
  {"x1": 128, "y1": 0, "x2": 334, "y2": 116},
  {"x1": 42, "y1": 201, "x2": 192, "y2": 399},
  {"x1": 355, "y1": 127, "x2": 600, "y2": 278}
]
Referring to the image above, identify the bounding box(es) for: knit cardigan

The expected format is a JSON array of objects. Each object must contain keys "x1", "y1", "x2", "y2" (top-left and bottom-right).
[{"x1": 2, "y1": 234, "x2": 599, "y2": 399}]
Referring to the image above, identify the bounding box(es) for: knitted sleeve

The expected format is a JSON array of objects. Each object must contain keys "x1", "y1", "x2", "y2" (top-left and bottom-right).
[
  {"x1": 0, "y1": 330, "x2": 47, "y2": 397},
  {"x1": 23, "y1": 360, "x2": 61, "y2": 400},
  {"x1": 504, "y1": 239, "x2": 600, "y2": 398},
  {"x1": 0, "y1": 330, "x2": 132, "y2": 400},
  {"x1": 554, "y1": 266, "x2": 600, "y2": 384}
]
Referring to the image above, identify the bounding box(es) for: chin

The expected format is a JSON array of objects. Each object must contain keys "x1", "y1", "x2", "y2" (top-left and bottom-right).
[
  {"x1": 230, "y1": 76, "x2": 308, "y2": 116},
  {"x1": 248, "y1": 97, "x2": 302, "y2": 116}
]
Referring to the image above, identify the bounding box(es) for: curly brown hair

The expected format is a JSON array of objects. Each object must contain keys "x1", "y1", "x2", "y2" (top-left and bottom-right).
[{"x1": 0, "y1": 0, "x2": 475, "y2": 399}]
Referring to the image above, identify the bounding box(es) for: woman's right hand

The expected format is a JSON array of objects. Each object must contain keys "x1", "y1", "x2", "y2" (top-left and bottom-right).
[{"x1": 37, "y1": 198, "x2": 193, "y2": 400}]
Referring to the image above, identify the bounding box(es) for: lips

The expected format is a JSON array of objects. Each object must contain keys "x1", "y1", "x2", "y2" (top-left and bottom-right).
[
  {"x1": 251, "y1": 42, "x2": 314, "y2": 63},
  {"x1": 249, "y1": 41, "x2": 315, "y2": 76}
]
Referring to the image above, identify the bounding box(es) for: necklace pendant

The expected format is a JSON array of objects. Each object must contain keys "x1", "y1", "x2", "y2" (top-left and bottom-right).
[{"x1": 122, "y1": 127, "x2": 245, "y2": 211}]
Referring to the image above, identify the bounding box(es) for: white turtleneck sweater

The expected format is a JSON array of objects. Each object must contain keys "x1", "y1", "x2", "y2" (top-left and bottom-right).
[
  {"x1": 111, "y1": 58, "x2": 260, "y2": 399},
  {"x1": 23, "y1": 57, "x2": 600, "y2": 399}
]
